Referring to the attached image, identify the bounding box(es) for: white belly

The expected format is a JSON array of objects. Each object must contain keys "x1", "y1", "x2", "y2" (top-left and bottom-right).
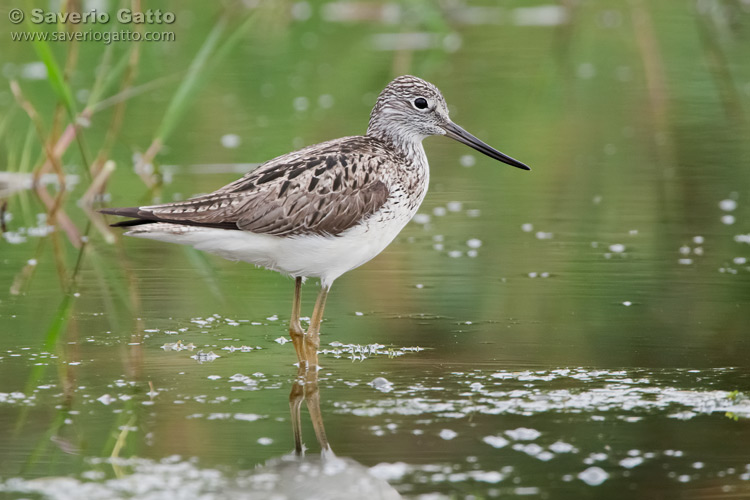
[
  {"x1": 125, "y1": 213, "x2": 412, "y2": 288},
  {"x1": 125, "y1": 158, "x2": 430, "y2": 287}
]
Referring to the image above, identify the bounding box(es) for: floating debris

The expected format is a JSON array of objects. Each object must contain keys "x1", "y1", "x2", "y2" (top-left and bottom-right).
[
  {"x1": 549, "y1": 441, "x2": 577, "y2": 454},
  {"x1": 527, "y1": 272, "x2": 550, "y2": 278},
  {"x1": 483, "y1": 435, "x2": 510, "y2": 449},
  {"x1": 719, "y1": 199, "x2": 737, "y2": 211},
  {"x1": 234, "y1": 413, "x2": 264, "y2": 422},
  {"x1": 578, "y1": 466, "x2": 609, "y2": 486},
  {"x1": 512, "y1": 443, "x2": 553, "y2": 461},
  {"x1": 369, "y1": 377, "x2": 394, "y2": 393},
  {"x1": 506, "y1": 428, "x2": 541, "y2": 441},
  {"x1": 322, "y1": 342, "x2": 424, "y2": 362},
  {"x1": 97, "y1": 394, "x2": 115, "y2": 405},
  {"x1": 0, "y1": 392, "x2": 34, "y2": 405},
  {"x1": 227, "y1": 374, "x2": 259, "y2": 390},
  {"x1": 191, "y1": 351, "x2": 220, "y2": 363},
  {"x1": 221, "y1": 345, "x2": 255, "y2": 353},
  {"x1": 620, "y1": 456, "x2": 645, "y2": 469},
  {"x1": 335, "y1": 368, "x2": 750, "y2": 420},
  {"x1": 439, "y1": 429, "x2": 457, "y2": 440},
  {"x1": 187, "y1": 412, "x2": 266, "y2": 422},
  {"x1": 161, "y1": 340, "x2": 195, "y2": 352}
]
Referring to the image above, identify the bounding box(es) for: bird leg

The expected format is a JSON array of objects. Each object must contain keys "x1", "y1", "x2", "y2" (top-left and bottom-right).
[
  {"x1": 288, "y1": 363, "x2": 306, "y2": 455},
  {"x1": 303, "y1": 285, "x2": 329, "y2": 368},
  {"x1": 287, "y1": 283, "x2": 333, "y2": 454},
  {"x1": 289, "y1": 277, "x2": 305, "y2": 363},
  {"x1": 287, "y1": 351, "x2": 332, "y2": 455},
  {"x1": 302, "y1": 365, "x2": 331, "y2": 453},
  {"x1": 302, "y1": 286, "x2": 331, "y2": 449}
]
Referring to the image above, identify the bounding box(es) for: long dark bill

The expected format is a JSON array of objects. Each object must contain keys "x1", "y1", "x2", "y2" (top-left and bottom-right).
[{"x1": 442, "y1": 121, "x2": 531, "y2": 171}]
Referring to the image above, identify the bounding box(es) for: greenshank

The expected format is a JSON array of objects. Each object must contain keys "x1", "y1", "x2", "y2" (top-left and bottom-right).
[{"x1": 102, "y1": 75, "x2": 530, "y2": 368}]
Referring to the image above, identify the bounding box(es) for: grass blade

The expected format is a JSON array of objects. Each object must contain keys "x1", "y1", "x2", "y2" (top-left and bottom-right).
[
  {"x1": 155, "y1": 18, "x2": 227, "y2": 142},
  {"x1": 22, "y1": 20, "x2": 76, "y2": 118}
]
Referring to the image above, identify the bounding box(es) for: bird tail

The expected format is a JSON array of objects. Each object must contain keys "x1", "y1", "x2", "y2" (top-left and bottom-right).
[{"x1": 99, "y1": 207, "x2": 155, "y2": 228}]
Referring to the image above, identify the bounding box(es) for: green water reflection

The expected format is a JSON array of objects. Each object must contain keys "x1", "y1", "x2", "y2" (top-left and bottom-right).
[{"x1": 1, "y1": 1, "x2": 749, "y2": 499}]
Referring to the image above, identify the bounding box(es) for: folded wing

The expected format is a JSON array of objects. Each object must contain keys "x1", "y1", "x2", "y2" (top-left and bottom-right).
[{"x1": 102, "y1": 137, "x2": 391, "y2": 237}]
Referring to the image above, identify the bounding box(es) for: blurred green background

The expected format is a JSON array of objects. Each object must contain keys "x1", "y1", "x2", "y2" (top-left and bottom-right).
[{"x1": 1, "y1": 1, "x2": 749, "y2": 498}]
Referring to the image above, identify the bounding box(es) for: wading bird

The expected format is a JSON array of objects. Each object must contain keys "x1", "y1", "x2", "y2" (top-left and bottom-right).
[{"x1": 103, "y1": 75, "x2": 529, "y2": 371}]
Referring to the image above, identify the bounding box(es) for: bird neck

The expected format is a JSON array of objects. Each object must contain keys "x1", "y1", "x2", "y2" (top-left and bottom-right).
[{"x1": 366, "y1": 121, "x2": 427, "y2": 163}]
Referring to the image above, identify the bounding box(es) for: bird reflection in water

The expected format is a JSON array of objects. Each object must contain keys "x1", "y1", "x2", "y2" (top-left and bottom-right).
[
  {"x1": 289, "y1": 360, "x2": 330, "y2": 456},
  {"x1": 236, "y1": 357, "x2": 401, "y2": 499}
]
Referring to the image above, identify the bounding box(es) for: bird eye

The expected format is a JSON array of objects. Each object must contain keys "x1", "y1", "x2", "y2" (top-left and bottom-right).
[{"x1": 413, "y1": 97, "x2": 428, "y2": 110}]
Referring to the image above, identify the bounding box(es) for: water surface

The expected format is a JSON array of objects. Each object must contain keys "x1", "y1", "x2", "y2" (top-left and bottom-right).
[{"x1": 1, "y1": 1, "x2": 749, "y2": 498}]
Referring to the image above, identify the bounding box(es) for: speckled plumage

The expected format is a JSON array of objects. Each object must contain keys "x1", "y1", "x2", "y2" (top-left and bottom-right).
[
  {"x1": 109, "y1": 135, "x2": 417, "y2": 237},
  {"x1": 102, "y1": 75, "x2": 529, "y2": 287}
]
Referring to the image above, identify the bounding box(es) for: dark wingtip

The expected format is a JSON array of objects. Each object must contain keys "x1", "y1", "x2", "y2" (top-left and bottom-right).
[
  {"x1": 110, "y1": 219, "x2": 156, "y2": 228},
  {"x1": 99, "y1": 206, "x2": 240, "y2": 231},
  {"x1": 99, "y1": 207, "x2": 155, "y2": 228}
]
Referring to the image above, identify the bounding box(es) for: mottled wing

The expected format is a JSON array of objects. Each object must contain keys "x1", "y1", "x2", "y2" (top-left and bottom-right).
[{"x1": 105, "y1": 137, "x2": 391, "y2": 237}]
